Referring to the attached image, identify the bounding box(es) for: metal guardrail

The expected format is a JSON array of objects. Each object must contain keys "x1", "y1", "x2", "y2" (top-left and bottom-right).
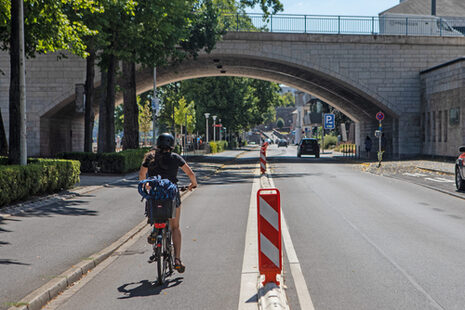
[{"x1": 222, "y1": 13, "x2": 464, "y2": 37}]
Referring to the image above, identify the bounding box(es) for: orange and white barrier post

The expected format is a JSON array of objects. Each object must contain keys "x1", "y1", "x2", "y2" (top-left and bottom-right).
[
  {"x1": 257, "y1": 188, "x2": 282, "y2": 285},
  {"x1": 260, "y1": 147, "x2": 267, "y2": 174}
]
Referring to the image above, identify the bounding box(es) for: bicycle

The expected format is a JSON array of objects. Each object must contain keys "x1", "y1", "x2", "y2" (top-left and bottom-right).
[{"x1": 144, "y1": 185, "x2": 189, "y2": 285}]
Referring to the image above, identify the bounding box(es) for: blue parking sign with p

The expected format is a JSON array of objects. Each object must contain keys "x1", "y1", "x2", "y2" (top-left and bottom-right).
[{"x1": 324, "y1": 113, "x2": 335, "y2": 130}]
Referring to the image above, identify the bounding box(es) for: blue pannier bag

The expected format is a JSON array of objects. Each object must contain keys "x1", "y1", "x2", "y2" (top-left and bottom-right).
[{"x1": 138, "y1": 176, "x2": 178, "y2": 222}]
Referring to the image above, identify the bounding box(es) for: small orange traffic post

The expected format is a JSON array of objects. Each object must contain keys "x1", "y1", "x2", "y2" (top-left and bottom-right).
[
  {"x1": 257, "y1": 188, "x2": 282, "y2": 285},
  {"x1": 260, "y1": 142, "x2": 269, "y2": 174},
  {"x1": 260, "y1": 147, "x2": 266, "y2": 174}
]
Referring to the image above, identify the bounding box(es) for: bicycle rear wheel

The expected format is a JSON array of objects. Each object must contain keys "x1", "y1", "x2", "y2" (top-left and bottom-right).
[{"x1": 156, "y1": 229, "x2": 169, "y2": 285}]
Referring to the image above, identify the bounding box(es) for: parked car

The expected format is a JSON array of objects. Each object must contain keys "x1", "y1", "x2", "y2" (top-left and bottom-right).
[
  {"x1": 277, "y1": 139, "x2": 288, "y2": 148},
  {"x1": 455, "y1": 146, "x2": 465, "y2": 191},
  {"x1": 297, "y1": 138, "x2": 320, "y2": 158}
]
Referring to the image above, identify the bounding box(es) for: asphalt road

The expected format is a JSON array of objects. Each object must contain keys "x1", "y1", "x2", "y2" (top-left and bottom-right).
[
  {"x1": 43, "y1": 150, "x2": 261, "y2": 310},
  {"x1": 268, "y1": 145, "x2": 465, "y2": 309},
  {"x1": 5, "y1": 145, "x2": 465, "y2": 310},
  {"x1": 0, "y1": 150, "x2": 244, "y2": 310}
]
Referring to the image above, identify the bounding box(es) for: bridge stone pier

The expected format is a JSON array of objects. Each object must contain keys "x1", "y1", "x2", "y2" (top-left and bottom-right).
[{"x1": 1, "y1": 32, "x2": 465, "y2": 157}]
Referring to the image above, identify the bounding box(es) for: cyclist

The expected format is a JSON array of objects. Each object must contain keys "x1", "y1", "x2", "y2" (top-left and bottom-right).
[{"x1": 139, "y1": 133, "x2": 197, "y2": 273}]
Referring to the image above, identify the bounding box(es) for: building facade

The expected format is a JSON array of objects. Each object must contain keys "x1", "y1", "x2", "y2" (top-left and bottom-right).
[{"x1": 420, "y1": 58, "x2": 465, "y2": 157}]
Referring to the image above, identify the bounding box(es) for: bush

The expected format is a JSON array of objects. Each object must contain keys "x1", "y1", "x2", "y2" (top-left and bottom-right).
[
  {"x1": 58, "y1": 148, "x2": 149, "y2": 174},
  {"x1": 208, "y1": 141, "x2": 228, "y2": 153},
  {"x1": 0, "y1": 159, "x2": 80, "y2": 207},
  {"x1": 323, "y1": 135, "x2": 338, "y2": 149}
]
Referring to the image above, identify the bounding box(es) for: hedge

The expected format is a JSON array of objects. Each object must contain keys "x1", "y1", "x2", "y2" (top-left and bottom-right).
[
  {"x1": 58, "y1": 148, "x2": 150, "y2": 174},
  {"x1": 0, "y1": 159, "x2": 80, "y2": 207},
  {"x1": 208, "y1": 141, "x2": 228, "y2": 153}
]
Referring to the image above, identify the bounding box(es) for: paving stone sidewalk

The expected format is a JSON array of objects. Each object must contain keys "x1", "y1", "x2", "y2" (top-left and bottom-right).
[{"x1": 359, "y1": 159, "x2": 455, "y2": 176}]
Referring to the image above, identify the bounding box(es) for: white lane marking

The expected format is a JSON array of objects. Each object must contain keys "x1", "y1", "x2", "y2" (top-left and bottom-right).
[
  {"x1": 425, "y1": 177, "x2": 454, "y2": 183},
  {"x1": 259, "y1": 196, "x2": 279, "y2": 231},
  {"x1": 403, "y1": 173, "x2": 427, "y2": 177},
  {"x1": 260, "y1": 233, "x2": 280, "y2": 268},
  {"x1": 268, "y1": 176, "x2": 316, "y2": 310},
  {"x1": 238, "y1": 168, "x2": 260, "y2": 310}
]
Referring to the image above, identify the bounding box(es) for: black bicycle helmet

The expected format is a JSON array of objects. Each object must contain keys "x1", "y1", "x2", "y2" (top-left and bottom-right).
[{"x1": 156, "y1": 133, "x2": 175, "y2": 149}]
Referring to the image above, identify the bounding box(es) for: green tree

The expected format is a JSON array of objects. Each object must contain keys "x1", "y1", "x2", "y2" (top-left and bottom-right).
[
  {"x1": 276, "y1": 117, "x2": 285, "y2": 129},
  {"x1": 139, "y1": 97, "x2": 152, "y2": 146}
]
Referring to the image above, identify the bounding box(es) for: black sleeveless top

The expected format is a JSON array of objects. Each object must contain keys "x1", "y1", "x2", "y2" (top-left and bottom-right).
[{"x1": 142, "y1": 151, "x2": 186, "y2": 184}]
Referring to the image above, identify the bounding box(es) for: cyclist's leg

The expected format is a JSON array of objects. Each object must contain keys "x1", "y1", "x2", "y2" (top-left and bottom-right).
[{"x1": 170, "y1": 206, "x2": 181, "y2": 259}]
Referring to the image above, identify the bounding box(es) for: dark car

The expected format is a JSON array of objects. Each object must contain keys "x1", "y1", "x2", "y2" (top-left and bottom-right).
[
  {"x1": 297, "y1": 138, "x2": 320, "y2": 158},
  {"x1": 455, "y1": 146, "x2": 465, "y2": 191},
  {"x1": 277, "y1": 139, "x2": 288, "y2": 148}
]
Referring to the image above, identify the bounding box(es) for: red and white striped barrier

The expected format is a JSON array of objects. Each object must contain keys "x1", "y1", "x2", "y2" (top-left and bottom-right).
[
  {"x1": 260, "y1": 147, "x2": 266, "y2": 174},
  {"x1": 257, "y1": 188, "x2": 282, "y2": 285}
]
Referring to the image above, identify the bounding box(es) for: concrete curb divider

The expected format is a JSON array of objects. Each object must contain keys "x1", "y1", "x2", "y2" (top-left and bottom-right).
[
  {"x1": 257, "y1": 275, "x2": 289, "y2": 310},
  {"x1": 416, "y1": 166, "x2": 454, "y2": 175}
]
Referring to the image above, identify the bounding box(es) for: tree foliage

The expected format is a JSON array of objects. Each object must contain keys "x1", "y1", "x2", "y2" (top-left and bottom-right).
[{"x1": 159, "y1": 77, "x2": 282, "y2": 135}]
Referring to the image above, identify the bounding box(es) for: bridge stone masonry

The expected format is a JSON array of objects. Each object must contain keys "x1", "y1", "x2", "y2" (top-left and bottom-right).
[{"x1": 1, "y1": 31, "x2": 465, "y2": 157}]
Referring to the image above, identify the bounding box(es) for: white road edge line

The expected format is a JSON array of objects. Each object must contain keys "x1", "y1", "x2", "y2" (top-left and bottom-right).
[
  {"x1": 238, "y1": 167, "x2": 261, "y2": 310},
  {"x1": 268, "y1": 174, "x2": 316, "y2": 310}
]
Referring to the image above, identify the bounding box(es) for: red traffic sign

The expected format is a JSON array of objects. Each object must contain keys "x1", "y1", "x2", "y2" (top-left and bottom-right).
[
  {"x1": 376, "y1": 112, "x2": 385, "y2": 121},
  {"x1": 213, "y1": 124, "x2": 222, "y2": 127}
]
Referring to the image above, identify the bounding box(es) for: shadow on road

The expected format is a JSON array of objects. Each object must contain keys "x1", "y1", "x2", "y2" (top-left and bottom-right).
[
  {"x1": 7, "y1": 200, "x2": 98, "y2": 218},
  {"x1": 0, "y1": 258, "x2": 30, "y2": 265},
  {"x1": 117, "y1": 277, "x2": 183, "y2": 299}
]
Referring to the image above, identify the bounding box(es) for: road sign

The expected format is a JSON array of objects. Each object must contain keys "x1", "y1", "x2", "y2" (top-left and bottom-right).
[
  {"x1": 213, "y1": 124, "x2": 222, "y2": 127},
  {"x1": 323, "y1": 113, "x2": 335, "y2": 130},
  {"x1": 376, "y1": 111, "x2": 385, "y2": 121}
]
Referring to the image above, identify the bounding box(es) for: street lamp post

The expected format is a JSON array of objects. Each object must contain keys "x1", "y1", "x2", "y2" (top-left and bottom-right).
[
  {"x1": 204, "y1": 113, "x2": 210, "y2": 143},
  {"x1": 212, "y1": 115, "x2": 217, "y2": 141}
]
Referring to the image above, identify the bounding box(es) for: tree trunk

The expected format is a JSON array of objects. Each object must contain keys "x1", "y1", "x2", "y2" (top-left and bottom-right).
[
  {"x1": 122, "y1": 60, "x2": 139, "y2": 150},
  {"x1": 103, "y1": 53, "x2": 116, "y2": 153},
  {"x1": 0, "y1": 109, "x2": 8, "y2": 156},
  {"x1": 84, "y1": 48, "x2": 95, "y2": 153},
  {"x1": 97, "y1": 69, "x2": 107, "y2": 153},
  {"x1": 9, "y1": 0, "x2": 25, "y2": 164}
]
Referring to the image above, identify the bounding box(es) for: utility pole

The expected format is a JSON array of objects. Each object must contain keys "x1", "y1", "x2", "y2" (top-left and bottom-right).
[
  {"x1": 212, "y1": 115, "x2": 217, "y2": 141},
  {"x1": 10, "y1": 0, "x2": 27, "y2": 165},
  {"x1": 204, "y1": 113, "x2": 210, "y2": 143}
]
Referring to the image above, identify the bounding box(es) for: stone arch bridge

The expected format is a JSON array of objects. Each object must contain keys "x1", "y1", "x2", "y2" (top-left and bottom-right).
[{"x1": 1, "y1": 32, "x2": 464, "y2": 157}]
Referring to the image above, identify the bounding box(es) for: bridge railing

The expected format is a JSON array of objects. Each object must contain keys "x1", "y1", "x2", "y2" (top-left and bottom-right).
[{"x1": 222, "y1": 13, "x2": 464, "y2": 37}]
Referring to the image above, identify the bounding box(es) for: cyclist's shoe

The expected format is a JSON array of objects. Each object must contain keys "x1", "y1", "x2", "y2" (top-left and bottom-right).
[
  {"x1": 147, "y1": 231, "x2": 157, "y2": 244},
  {"x1": 174, "y1": 258, "x2": 185, "y2": 273},
  {"x1": 148, "y1": 254, "x2": 156, "y2": 263}
]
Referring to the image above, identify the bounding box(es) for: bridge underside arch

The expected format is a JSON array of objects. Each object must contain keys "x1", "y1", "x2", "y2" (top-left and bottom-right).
[{"x1": 133, "y1": 54, "x2": 399, "y2": 155}]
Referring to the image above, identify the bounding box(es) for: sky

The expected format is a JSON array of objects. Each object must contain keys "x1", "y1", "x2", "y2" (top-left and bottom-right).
[{"x1": 250, "y1": 0, "x2": 401, "y2": 16}]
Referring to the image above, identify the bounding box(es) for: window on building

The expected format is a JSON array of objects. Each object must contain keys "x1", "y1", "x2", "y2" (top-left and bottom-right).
[
  {"x1": 438, "y1": 110, "x2": 442, "y2": 142},
  {"x1": 444, "y1": 110, "x2": 448, "y2": 142},
  {"x1": 450, "y1": 108, "x2": 460, "y2": 126}
]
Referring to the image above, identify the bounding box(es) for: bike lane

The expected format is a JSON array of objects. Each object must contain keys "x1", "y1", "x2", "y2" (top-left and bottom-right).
[
  {"x1": 0, "y1": 150, "x2": 246, "y2": 310},
  {"x1": 42, "y1": 152, "x2": 258, "y2": 310}
]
